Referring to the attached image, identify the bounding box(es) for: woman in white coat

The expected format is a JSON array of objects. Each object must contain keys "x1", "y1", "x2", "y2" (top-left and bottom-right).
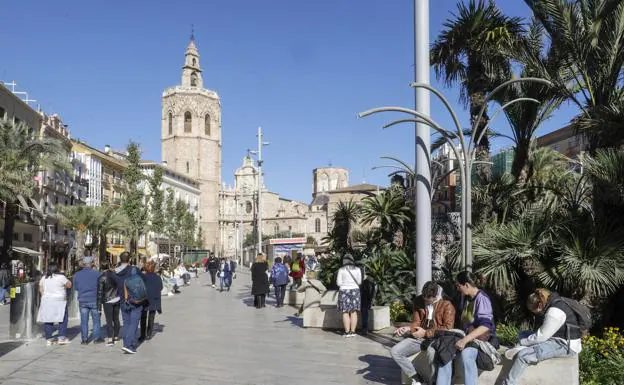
[{"x1": 37, "y1": 263, "x2": 72, "y2": 345}]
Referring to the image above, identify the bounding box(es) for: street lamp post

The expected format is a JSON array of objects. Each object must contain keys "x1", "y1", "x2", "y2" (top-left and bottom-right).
[{"x1": 250, "y1": 127, "x2": 269, "y2": 256}]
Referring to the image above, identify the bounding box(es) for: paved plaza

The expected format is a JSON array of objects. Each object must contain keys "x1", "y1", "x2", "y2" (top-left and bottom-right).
[{"x1": 0, "y1": 270, "x2": 400, "y2": 385}]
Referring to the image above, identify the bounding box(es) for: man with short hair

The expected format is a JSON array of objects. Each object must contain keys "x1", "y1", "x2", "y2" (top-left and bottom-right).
[
  {"x1": 73, "y1": 256, "x2": 104, "y2": 344},
  {"x1": 391, "y1": 281, "x2": 456, "y2": 385}
]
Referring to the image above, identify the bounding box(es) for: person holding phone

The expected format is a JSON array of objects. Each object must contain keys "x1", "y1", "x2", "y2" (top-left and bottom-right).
[{"x1": 390, "y1": 281, "x2": 456, "y2": 385}]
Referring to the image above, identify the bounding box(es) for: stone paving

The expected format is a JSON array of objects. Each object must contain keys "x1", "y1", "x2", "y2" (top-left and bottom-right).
[{"x1": 0, "y1": 270, "x2": 400, "y2": 385}]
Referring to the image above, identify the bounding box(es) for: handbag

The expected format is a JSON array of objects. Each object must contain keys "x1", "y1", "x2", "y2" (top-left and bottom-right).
[{"x1": 346, "y1": 268, "x2": 361, "y2": 287}]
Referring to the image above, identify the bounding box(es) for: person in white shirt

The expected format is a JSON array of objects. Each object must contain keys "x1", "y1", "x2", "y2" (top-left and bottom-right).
[
  {"x1": 37, "y1": 262, "x2": 73, "y2": 346},
  {"x1": 336, "y1": 253, "x2": 362, "y2": 338},
  {"x1": 503, "y1": 288, "x2": 582, "y2": 385}
]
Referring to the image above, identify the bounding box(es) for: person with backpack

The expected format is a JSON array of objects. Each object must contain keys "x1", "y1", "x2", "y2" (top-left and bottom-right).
[
  {"x1": 206, "y1": 254, "x2": 219, "y2": 288},
  {"x1": 114, "y1": 252, "x2": 148, "y2": 354},
  {"x1": 271, "y1": 257, "x2": 289, "y2": 308},
  {"x1": 73, "y1": 256, "x2": 104, "y2": 345},
  {"x1": 289, "y1": 253, "x2": 305, "y2": 291},
  {"x1": 501, "y1": 288, "x2": 585, "y2": 385},
  {"x1": 97, "y1": 261, "x2": 120, "y2": 346}
]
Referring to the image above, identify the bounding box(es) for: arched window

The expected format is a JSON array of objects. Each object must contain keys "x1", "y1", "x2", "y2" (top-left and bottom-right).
[
  {"x1": 315, "y1": 218, "x2": 321, "y2": 233},
  {"x1": 246, "y1": 201, "x2": 252, "y2": 213},
  {"x1": 186, "y1": 161, "x2": 190, "y2": 174},
  {"x1": 168, "y1": 113, "x2": 173, "y2": 135},
  {"x1": 192, "y1": 58, "x2": 196, "y2": 66},
  {"x1": 190, "y1": 72, "x2": 198, "y2": 86},
  {"x1": 204, "y1": 114, "x2": 211, "y2": 136},
  {"x1": 274, "y1": 224, "x2": 279, "y2": 234},
  {"x1": 184, "y1": 111, "x2": 192, "y2": 133}
]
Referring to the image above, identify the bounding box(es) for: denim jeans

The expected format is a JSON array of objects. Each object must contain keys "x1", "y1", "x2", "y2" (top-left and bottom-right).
[
  {"x1": 44, "y1": 305, "x2": 69, "y2": 340},
  {"x1": 121, "y1": 305, "x2": 142, "y2": 350},
  {"x1": 103, "y1": 302, "x2": 120, "y2": 340},
  {"x1": 436, "y1": 347, "x2": 479, "y2": 385},
  {"x1": 274, "y1": 284, "x2": 287, "y2": 307},
  {"x1": 390, "y1": 338, "x2": 436, "y2": 381},
  {"x1": 504, "y1": 339, "x2": 575, "y2": 385},
  {"x1": 79, "y1": 302, "x2": 101, "y2": 342}
]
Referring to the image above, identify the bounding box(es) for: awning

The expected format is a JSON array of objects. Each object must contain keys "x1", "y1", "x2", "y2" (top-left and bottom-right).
[{"x1": 12, "y1": 246, "x2": 43, "y2": 257}]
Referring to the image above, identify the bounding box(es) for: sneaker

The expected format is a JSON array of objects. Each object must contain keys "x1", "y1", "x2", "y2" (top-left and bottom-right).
[
  {"x1": 411, "y1": 379, "x2": 423, "y2": 385},
  {"x1": 121, "y1": 346, "x2": 136, "y2": 354},
  {"x1": 80, "y1": 340, "x2": 89, "y2": 345},
  {"x1": 505, "y1": 346, "x2": 528, "y2": 360},
  {"x1": 93, "y1": 338, "x2": 105, "y2": 344},
  {"x1": 347, "y1": 332, "x2": 356, "y2": 338},
  {"x1": 106, "y1": 338, "x2": 115, "y2": 346},
  {"x1": 46, "y1": 339, "x2": 56, "y2": 346},
  {"x1": 57, "y1": 337, "x2": 71, "y2": 345}
]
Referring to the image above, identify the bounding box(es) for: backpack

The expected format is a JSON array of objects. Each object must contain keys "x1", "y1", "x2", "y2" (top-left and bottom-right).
[
  {"x1": 273, "y1": 265, "x2": 288, "y2": 285},
  {"x1": 291, "y1": 262, "x2": 300, "y2": 273},
  {"x1": 123, "y1": 268, "x2": 147, "y2": 304},
  {"x1": 558, "y1": 297, "x2": 592, "y2": 335}
]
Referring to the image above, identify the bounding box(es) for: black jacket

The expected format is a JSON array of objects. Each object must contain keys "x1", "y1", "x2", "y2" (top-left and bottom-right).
[
  {"x1": 543, "y1": 293, "x2": 582, "y2": 341},
  {"x1": 250, "y1": 262, "x2": 269, "y2": 295},
  {"x1": 429, "y1": 330, "x2": 497, "y2": 371},
  {"x1": 143, "y1": 272, "x2": 163, "y2": 312},
  {"x1": 0, "y1": 268, "x2": 10, "y2": 288},
  {"x1": 206, "y1": 257, "x2": 219, "y2": 271},
  {"x1": 96, "y1": 270, "x2": 118, "y2": 309}
]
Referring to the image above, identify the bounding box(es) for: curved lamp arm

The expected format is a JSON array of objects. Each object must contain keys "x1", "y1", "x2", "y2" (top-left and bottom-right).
[{"x1": 380, "y1": 156, "x2": 415, "y2": 175}]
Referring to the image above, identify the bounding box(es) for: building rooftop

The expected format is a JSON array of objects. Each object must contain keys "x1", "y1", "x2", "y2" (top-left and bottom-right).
[{"x1": 329, "y1": 183, "x2": 383, "y2": 194}]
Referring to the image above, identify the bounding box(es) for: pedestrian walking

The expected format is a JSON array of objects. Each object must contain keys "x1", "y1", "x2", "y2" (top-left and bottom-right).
[
  {"x1": 336, "y1": 253, "x2": 362, "y2": 338},
  {"x1": 140, "y1": 261, "x2": 163, "y2": 342},
  {"x1": 289, "y1": 253, "x2": 305, "y2": 291},
  {"x1": 218, "y1": 257, "x2": 235, "y2": 292},
  {"x1": 271, "y1": 257, "x2": 289, "y2": 308},
  {"x1": 206, "y1": 254, "x2": 219, "y2": 288},
  {"x1": 97, "y1": 261, "x2": 120, "y2": 346},
  {"x1": 251, "y1": 254, "x2": 269, "y2": 309},
  {"x1": 73, "y1": 256, "x2": 104, "y2": 344},
  {"x1": 36, "y1": 262, "x2": 72, "y2": 346},
  {"x1": 0, "y1": 263, "x2": 10, "y2": 305},
  {"x1": 114, "y1": 252, "x2": 148, "y2": 354}
]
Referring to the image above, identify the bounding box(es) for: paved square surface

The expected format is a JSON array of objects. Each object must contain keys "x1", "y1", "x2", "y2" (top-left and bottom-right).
[{"x1": 0, "y1": 270, "x2": 400, "y2": 384}]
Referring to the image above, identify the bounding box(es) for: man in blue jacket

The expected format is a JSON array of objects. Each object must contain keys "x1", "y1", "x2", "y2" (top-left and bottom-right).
[{"x1": 73, "y1": 256, "x2": 104, "y2": 344}]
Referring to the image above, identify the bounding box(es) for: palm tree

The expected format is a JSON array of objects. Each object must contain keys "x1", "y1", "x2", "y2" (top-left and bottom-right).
[
  {"x1": 525, "y1": 0, "x2": 624, "y2": 150},
  {"x1": 360, "y1": 190, "x2": 412, "y2": 245},
  {"x1": 431, "y1": 0, "x2": 524, "y2": 185},
  {"x1": 91, "y1": 205, "x2": 130, "y2": 266},
  {"x1": 55, "y1": 205, "x2": 97, "y2": 270},
  {"x1": 0, "y1": 118, "x2": 68, "y2": 265},
  {"x1": 322, "y1": 200, "x2": 360, "y2": 253}
]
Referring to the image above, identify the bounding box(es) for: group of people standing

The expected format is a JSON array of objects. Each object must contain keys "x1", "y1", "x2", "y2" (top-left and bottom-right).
[
  {"x1": 36, "y1": 251, "x2": 163, "y2": 354},
  {"x1": 249, "y1": 253, "x2": 307, "y2": 309},
  {"x1": 203, "y1": 254, "x2": 236, "y2": 292},
  {"x1": 389, "y1": 272, "x2": 584, "y2": 385}
]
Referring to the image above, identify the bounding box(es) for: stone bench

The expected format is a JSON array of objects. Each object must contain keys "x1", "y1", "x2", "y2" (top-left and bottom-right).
[
  {"x1": 300, "y1": 285, "x2": 390, "y2": 331},
  {"x1": 400, "y1": 350, "x2": 579, "y2": 385}
]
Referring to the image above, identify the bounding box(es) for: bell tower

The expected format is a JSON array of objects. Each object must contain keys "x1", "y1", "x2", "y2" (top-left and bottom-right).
[{"x1": 161, "y1": 34, "x2": 222, "y2": 253}]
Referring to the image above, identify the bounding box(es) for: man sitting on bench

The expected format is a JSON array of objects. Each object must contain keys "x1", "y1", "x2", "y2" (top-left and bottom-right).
[{"x1": 391, "y1": 281, "x2": 456, "y2": 385}]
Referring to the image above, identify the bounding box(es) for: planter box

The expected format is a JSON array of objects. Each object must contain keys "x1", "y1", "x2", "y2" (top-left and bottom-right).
[
  {"x1": 400, "y1": 350, "x2": 579, "y2": 385},
  {"x1": 284, "y1": 290, "x2": 305, "y2": 306}
]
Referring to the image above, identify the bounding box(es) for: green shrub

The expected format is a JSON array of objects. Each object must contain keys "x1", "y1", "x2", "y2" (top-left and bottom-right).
[
  {"x1": 580, "y1": 328, "x2": 624, "y2": 385},
  {"x1": 390, "y1": 301, "x2": 411, "y2": 322},
  {"x1": 496, "y1": 323, "x2": 520, "y2": 347}
]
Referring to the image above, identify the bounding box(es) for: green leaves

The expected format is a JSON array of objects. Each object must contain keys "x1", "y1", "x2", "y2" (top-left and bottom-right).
[
  {"x1": 122, "y1": 142, "x2": 148, "y2": 254},
  {"x1": 149, "y1": 166, "x2": 165, "y2": 235}
]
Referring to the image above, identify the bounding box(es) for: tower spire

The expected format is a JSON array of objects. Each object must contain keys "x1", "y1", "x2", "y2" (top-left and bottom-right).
[{"x1": 190, "y1": 24, "x2": 195, "y2": 41}]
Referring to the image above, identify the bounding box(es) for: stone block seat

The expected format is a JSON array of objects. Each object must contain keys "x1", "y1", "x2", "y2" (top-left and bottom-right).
[
  {"x1": 400, "y1": 349, "x2": 579, "y2": 385},
  {"x1": 299, "y1": 281, "x2": 390, "y2": 331}
]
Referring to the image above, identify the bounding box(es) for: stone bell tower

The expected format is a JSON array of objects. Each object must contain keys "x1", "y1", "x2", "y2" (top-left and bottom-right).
[{"x1": 161, "y1": 33, "x2": 222, "y2": 253}]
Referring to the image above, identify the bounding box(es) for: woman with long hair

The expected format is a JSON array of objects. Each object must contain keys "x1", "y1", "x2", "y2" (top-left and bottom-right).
[
  {"x1": 336, "y1": 253, "x2": 362, "y2": 338},
  {"x1": 97, "y1": 261, "x2": 121, "y2": 346},
  {"x1": 140, "y1": 261, "x2": 163, "y2": 341},
  {"x1": 251, "y1": 254, "x2": 269, "y2": 309},
  {"x1": 37, "y1": 262, "x2": 72, "y2": 346}
]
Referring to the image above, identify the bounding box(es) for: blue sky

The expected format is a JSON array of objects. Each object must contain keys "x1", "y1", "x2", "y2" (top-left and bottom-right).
[{"x1": 1, "y1": 0, "x2": 578, "y2": 202}]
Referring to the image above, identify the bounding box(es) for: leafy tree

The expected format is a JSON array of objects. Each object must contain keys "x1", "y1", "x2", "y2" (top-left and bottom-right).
[
  {"x1": 91, "y1": 205, "x2": 130, "y2": 266},
  {"x1": 431, "y1": 0, "x2": 524, "y2": 186},
  {"x1": 322, "y1": 200, "x2": 360, "y2": 253},
  {"x1": 196, "y1": 226, "x2": 204, "y2": 249},
  {"x1": 55, "y1": 205, "x2": 97, "y2": 268},
  {"x1": 121, "y1": 142, "x2": 147, "y2": 256},
  {"x1": 182, "y1": 211, "x2": 196, "y2": 248},
  {"x1": 148, "y1": 166, "x2": 165, "y2": 235},
  {"x1": 164, "y1": 188, "x2": 176, "y2": 254},
  {"x1": 0, "y1": 118, "x2": 69, "y2": 265}
]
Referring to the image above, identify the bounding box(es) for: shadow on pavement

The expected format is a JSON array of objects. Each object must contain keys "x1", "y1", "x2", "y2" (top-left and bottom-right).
[
  {"x1": 357, "y1": 354, "x2": 401, "y2": 385},
  {"x1": 274, "y1": 315, "x2": 303, "y2": 328},
  {"x1": 0, "y1": 341, "x2": 24, "y2": 358},
  {"x1": 361, "y1": 332, "x2": 399, "y2": 349}
]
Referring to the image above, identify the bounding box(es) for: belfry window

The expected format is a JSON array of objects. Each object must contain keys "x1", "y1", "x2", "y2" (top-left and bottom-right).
[
  {"x1": 168, "y1": 113, "x2": 173, "y2": 135},
  {"x1": 186, "y1": 162, "x2": 190, "y2": 174},
  {"x1": 315, "y1": 218, "x2": 321, "y2": 233},
  {"x1": 190, "y1": 72, "x2": 198, "y2": 87},
  {"x1": 184, "y1": 112, "x2": 192, "y2": 133},
  {"x1": 204, "y1": 114, "x2": 211, "y2": 136}
]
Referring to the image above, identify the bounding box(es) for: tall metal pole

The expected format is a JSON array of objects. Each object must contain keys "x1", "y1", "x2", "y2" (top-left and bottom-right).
[
  {"x1": 234, "y1": 190, "x2": 239, "y2": 262},
  {"x1": 256, "y1": 127, "x2": 264, "y2": 255},
  {"x1": 414, "y1": 0, "x2": 432, "y2": 292}
]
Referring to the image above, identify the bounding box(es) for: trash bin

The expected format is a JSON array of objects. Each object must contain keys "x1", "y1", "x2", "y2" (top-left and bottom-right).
[{"x1": 9, "y1": 281, "x2": 41, "y2": 339}]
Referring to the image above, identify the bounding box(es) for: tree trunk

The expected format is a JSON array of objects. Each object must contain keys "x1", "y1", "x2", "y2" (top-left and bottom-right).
[
  {"x1": 511, "y1": 141, "x2": 530, "y2": 184},
  {"x1": 99, "y1": 232, "x2": 107, "y2": 266},
  {"x1": 1, "y1": 202, "x2": 17, "y2": 266},
  {"x1": 75, "y1": 230, "x2": 86, "y2": 262},
  {"x1": 470, "y1": 90, "x2": 493, "y2": 225}
]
